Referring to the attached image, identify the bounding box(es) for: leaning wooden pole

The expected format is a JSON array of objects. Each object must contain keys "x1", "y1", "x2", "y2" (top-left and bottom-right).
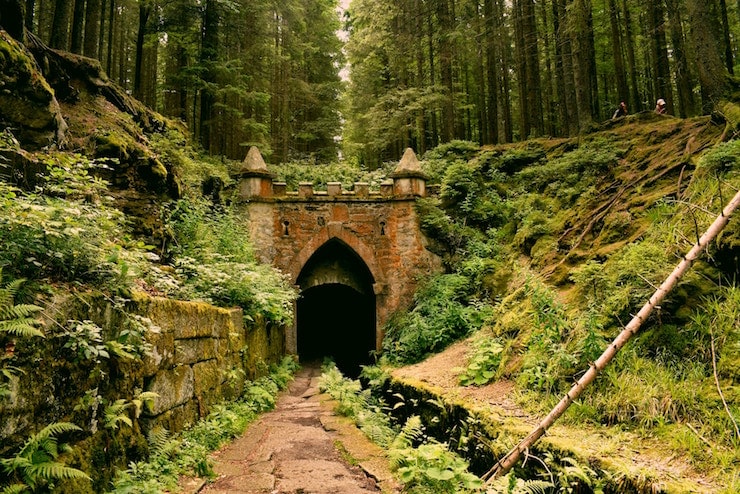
[{"x1": 485, "y1": 186, "x2": 740, "y2": 481}]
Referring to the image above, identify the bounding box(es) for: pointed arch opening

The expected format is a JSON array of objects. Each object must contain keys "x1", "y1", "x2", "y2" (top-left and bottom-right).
[{"x1": 296, "y1": 238, "x2": 376, "y2": 377}]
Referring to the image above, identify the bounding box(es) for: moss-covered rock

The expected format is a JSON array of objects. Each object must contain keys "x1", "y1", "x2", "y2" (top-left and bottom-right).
[{"x1": 0, "y1": 30, "x2": 67, "y2": 149}]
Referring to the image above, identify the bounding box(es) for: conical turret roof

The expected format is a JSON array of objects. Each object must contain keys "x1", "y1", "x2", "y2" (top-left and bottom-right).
[
  {"x1": 390, "y1": 148, "x2": 428, "y2": 178},
  {"x1": 239, "y1": 147, "x2": 274, "y2": 178}
]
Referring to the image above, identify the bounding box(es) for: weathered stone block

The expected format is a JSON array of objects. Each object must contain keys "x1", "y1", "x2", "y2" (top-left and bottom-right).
[
  {"x1": 141, "y1": 329, "x2": 175, "y2": 375},
  {"x1": 146, "y1": 365, "x2": 194, "y2": 415},
  {"x1": 193, "y1": 359, "x2": 223, "y2": 396},
  {"x1": 176, "y1": 338, "x2": 218, "y2": 364}
]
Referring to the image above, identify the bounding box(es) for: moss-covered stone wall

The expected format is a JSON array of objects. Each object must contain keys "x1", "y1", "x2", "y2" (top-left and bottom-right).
[{"x1": 0, "y1": 291, "x2": 286, "y2": 491}]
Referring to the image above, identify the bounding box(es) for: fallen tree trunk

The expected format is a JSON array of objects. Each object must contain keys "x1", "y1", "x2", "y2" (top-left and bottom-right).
[{"x1": 485, "y1": 185, "x2": 740, "y2": 481}]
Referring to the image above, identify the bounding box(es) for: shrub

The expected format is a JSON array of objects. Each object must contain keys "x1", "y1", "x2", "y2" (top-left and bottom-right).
[
  {"x1": 0, "y1": 162, "x2": 134, "y2": 288},
  {"x1": 162, "y1": 199, "x2": 297, "y2": 325},
  {"x1": 457, "y1": 337, "x2": 504, "y2": 386},
  {"x1": 270, "y1": 159, "x2": 393, "y2": 191},
  {"x1": 382, "y1": 274, "x2": 494, "y2": 365}
]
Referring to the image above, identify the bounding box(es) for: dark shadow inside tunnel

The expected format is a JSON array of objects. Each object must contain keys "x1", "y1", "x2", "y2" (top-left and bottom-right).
[{"x1": 296, "y1": 240, "x2": 376, "y2": 378}]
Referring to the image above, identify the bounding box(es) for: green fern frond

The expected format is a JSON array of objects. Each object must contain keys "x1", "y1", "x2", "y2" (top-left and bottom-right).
[
  {"x1": 0, "y1": 272, "x2": 43, "y2": 338},
  {"x1": 147, "y1": 426, "x2": 172, "y2": 454},
  {"x1": 517, "y1": 479, "x2": 554, "y2": 494},
  {"x1": 2, "y1": 422, "x2": 89, "y2": 490},
  {"x1": 3, "y1": 303, "x2": 42, "y2": 318},
  {"x1": 17, "y1": 422, "x2": 81, "y2": 459},
  {"x1": 30, "y1": 462, "x2": 92, "y2": 482},
  {"x1": 0, "y1": 318, "x2": 44, "y2": 337},
  {"x1": 0, "y1": 483, "x2": 30, "y2": 494},
  {"x1": 391, "y1": 415, "x2": 424, "y2": 450},
  {"x1": 104, "y1": 400, "x2": 133, "y2": 430},
  {"x1": 486, "y1": 473, "x2": 553, "y2": 494}
]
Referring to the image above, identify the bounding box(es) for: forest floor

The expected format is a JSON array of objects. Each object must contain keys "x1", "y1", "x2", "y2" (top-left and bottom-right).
[
  {"x1": 180, "y1": 365, "x2": 401, "y2": 494},
  {"x1": 391, "y1": 337, "x2": 723, "y2": 493}
]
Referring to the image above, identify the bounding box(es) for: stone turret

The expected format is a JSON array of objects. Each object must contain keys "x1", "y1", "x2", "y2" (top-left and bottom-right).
[
  {"x1": 390, "y1": 148, "x2": 427, "y2": 197},
  {"x1": 237, "y1": 147, "x2": 275, "y2": 199}
]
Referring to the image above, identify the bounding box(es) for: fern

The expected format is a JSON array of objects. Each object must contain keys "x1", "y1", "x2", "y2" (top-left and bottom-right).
[
  {"x1": 104, "y1": 399, "x2": 133, "y2": 430},
  {"x1": 389, "y1": 416, "x2": 427, "y2": 470},
  {"x1": 0, "y1": 273, "x2": 43, "y2": 338},
  {"x1": 147, "y1": 426, "x2": 175, "y2": 456},
  {"x1": 391, "y1": 415, "x2": 425, "y2": 451},
  {"x1": 486, "y1": 472, "x2": 553, "y2": 493},
  {"x1": 0, "y1": 422, "x2": 91, "y2": 491},
  {"x1": 0, "y1": 484, "x2": 30, "y2": 494}
]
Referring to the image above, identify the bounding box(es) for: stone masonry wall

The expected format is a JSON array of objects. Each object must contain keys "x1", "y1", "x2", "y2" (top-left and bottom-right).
[{"x1": 0, "y1": 292, "x2": 285, "y2": 462}]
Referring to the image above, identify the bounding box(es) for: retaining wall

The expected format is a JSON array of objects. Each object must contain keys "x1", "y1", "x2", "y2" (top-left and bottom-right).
[{"x1": 0, "y1": 291, "x2": 286, "y2": 490}]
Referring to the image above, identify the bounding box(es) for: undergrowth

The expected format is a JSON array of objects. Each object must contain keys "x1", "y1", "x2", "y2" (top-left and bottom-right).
[
  {"x1": 382, "y1": 128, "x2": 740, "y2": 489},
  {"x1": 320, "y1": 362, "x2": 564, "y2": 493},
  {"x1": 269, "y1": 157, "x2": 395, "y2": 191},
  {"x1": 108, "y1": 356, "x2": 299, "y2": 493},
  {"x1": 158, "y1": 199, "x2": 297, "y2": 325}
]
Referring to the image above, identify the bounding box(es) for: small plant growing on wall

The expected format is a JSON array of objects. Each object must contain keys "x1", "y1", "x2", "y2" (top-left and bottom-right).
[
  {"x1": 0, "y1": 422, "x2": 91, "y2": 493},
  {"x1": 0, "y1": 270, "x2": 43, "y2": 400}
]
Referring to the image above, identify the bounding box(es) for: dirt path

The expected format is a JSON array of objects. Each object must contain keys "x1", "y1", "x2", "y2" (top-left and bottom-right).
[{"x1": 195, "y1": 365, "x2": 399, "y2": 494}]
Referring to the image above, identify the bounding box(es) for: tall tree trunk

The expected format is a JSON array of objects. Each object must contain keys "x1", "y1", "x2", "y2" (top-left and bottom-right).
[
  {"x1": 83, "y1": 0, "x2": 101, "y2": 59},
  {"x1": 665, "y1": 0, "x2": 695, "y2": 117},
  {"x1": 514, "y1": 0, "x2": 530, "y2": 137},
  {"x1": 621, "y1": 0, "x2": 640, "y2": 111},
  {"x1": 686, "y1": 0, "x2": 730, "y2": 111},
  {"x1": 474, "y1": 3, "x2": 487, "y2": 145},
  {"x1": 117, "y1": 11, "x2": 126, "y2": 87},
  {"x1": 484, "y1": 0, "x2": 500, "y2": 144},
  {"x1": 37, "y1": 0, "x2": 48, "y2": 41},
  {"x1": 0, "y1": 0, "x2": 25, "y2": 40},
  {"x1": 524, "y1": 0, "x2": 543, "y2": 136},
  {"x1": 415, "y1": 0, "x2": 427, "y2": 153},
  {"x1": 200, "y1": 0, "x2": 219, "y2": 153},
  {"x1": 648, "y1": 1, "x2": 674, "y2": 114},
  {"x1": 607, "y1": 0, "x2": 628, "y2": 103},
  {"x1": 718, "y1": 0, "x2": 733, "y2": 75},
  {"x1": 427, "y1": 14, "x2": 439, "y2": 149},
  {"x1": 50, "y1": 0, "x2": 71, "y2": 50},
  {"x1": 70, "y1": 0, "x2": 85, "y2": 54},
  {"x1": 437, "y1": 0, "x2": 455, "y2": 143},
  {"x1": 540, "y1": 0, "x2": 555, "y2": 136},
  {"x1": 553, "y1": 0, "x2": 574, "y2": 135},
  {"x1": 97, "y1": 0, "x2": 106, "y2": 62},
  {"x1": 134, "y1": 3, "x2": 151, "y2": 101},
  {"x1": 24, "y1": 0, "x2": 34, "y2": 31},
  {"x1": 569, "y1": 0, "x2": 594, "y2": 131},
  {"x1": 584, "y1": 0, "x2": 599, "y2": 118},
  {"x1": 105, "y1": 0, "x2": 114, "y2": 75},
  {"x1": 499, "y1": 0, "x2": 513, "y2": 142}
]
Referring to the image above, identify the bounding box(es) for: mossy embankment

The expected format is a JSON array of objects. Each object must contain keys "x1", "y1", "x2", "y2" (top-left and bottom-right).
[{"x1": 381, "y1": 111, "x2": 740, "y2": 492}]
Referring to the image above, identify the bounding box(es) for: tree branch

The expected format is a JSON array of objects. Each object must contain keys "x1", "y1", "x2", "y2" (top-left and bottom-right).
[{"x1": 485, "y1": 185, "x2": 740, "y2": 481}]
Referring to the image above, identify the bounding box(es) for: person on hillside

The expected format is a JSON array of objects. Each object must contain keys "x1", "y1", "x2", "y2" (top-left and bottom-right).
[
  {"x1": 655, "y1": 98, "x2": 667, "y2": 114},
  {"x1": 612, "y1": 101, "x2": 628, "y2": 120}
]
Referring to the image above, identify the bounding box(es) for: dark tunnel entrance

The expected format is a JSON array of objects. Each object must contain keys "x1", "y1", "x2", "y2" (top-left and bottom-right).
[{"x1": 296, "y1": 239, "x2": 376, "y2": 377}]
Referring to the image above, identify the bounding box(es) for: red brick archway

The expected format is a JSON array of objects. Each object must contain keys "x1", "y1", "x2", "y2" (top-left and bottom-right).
[{"x1": 237, "y1": 147, "x2": 442, "y2": 358}]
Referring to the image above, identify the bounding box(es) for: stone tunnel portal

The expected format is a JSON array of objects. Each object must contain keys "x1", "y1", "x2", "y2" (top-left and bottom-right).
[{"x1": 295, "y1": 239, "x2": 376, "y2": 377}]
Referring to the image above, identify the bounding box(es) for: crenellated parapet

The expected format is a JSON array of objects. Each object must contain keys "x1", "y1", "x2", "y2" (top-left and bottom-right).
[{"x1": 236, "y1": 147, "x2": 428, "y2": 202}]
